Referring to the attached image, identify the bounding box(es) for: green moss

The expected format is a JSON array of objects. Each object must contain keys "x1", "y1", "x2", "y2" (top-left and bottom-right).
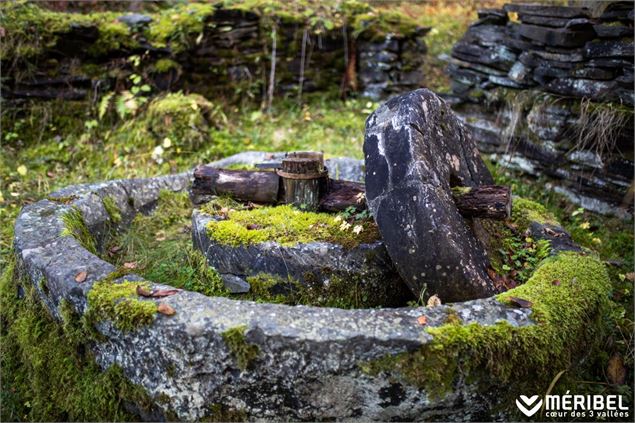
[
  {"x1": 102, "y1": 191, "x2": 230, "y2": 298},
  {"x1": 244, "y1": 273, "x2": 293, "y2": 304},
  {"x1": 146, "y1": 3, "x2": 216, "y2": 52},
  {"x1": 511, "y1": 197, "x2": 558, "y2": 231},
  {"x1": 61, "y1": 206, "x2": 97, "y2": 254},
  {"x1": 152, "y1": 58, "x2": 181, "y2": 73},
  {"x1": 361, "y1": 252, "x2": 612, "y2": 402},
  {"x1": 205, "y1": 403, "x2": 247, "y2": 422},
  {"x1": 205, "y1": 203, "x2": 379, "y2": 249},
  {"x1": 102, "y1": 196, "x2": 122, "y2": 224},
  {"x1": 221, "y1": 325, "x2": 260, "y2": 370},
  {"x1": 87, "y1": 278, "x2": 157, "y2": 331},
  {"x1": 0, "y1": 256, "x2": 158, "y2": 421}
]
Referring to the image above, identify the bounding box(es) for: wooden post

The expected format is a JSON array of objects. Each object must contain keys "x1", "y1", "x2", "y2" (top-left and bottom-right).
[{"x1": 277, "y1": 152, "x2": 328, "y2": 211}]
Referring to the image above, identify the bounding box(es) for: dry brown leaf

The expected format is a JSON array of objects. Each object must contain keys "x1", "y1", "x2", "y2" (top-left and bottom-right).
[
  {"x1": 157, "y1": 303, "x2": 176, "y2": 316},
  {"x1": 123, "y1": 261, "x2": 137, "y2": 269},
  {"x1": 74, "y1": 271, "x2": 87, "y2": 283},
  {"x1": 625, "y1": 272, "x2": 635, "y2": 282},
  {"x1": 427, "y1": 294, "x2": 441, "y2": 308},
  {"x1": 607, "y1": 354, "x2": 626, "y2": 385},
  {"x1": 552, "y1": 279, "x2": 561, "y2": 286},
  {"x1": 151, "y1": 289, "x2": 181, "y2": 298},
  {"x1": 507, "y1": 296, "x2": 533, "y2": 308},
  {"x1": 246, "y1": 224, "x2": 261, "y2": 230},
  {"x1": 416, "y1": 315, "x2": 428, "y2": 326},
  {"x1": 136, "y1": 285, "x2": 152, "y2": 297}
]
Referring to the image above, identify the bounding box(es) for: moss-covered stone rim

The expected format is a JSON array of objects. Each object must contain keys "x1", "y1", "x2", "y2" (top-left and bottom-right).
[{"x1": 10, "y1": 162, "x2": 612, "y2": 420}]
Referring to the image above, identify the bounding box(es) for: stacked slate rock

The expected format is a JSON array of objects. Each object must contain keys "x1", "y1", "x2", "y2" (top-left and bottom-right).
[
  {"x1": 2, "y1": 6, "x2": 428, "y2": 102},
  {"x1": 449, "y1": 2, "x2": 634, "y2": 104},
  {"x1": 359, "y1": 32, "x2": 428, "y2": 99},
  {"x1": 446, "y1": 2, "x2": 634, "y2": 217}
]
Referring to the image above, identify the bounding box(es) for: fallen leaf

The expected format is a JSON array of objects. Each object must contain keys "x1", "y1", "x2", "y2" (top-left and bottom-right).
[
  {"x1": 544, "y1": 227, "x2": 564, "y2": 237},
  {"x1": 16, "y1": 165, "x2": 27, "y2": 176},
  {"x1": 507, "y1": 296, "x2": 533, "y2": 308},
  {"x1": 46, "y1": 171, "x2": 56, "y2": 178},
  {"x1": 157, "y1": 303, "x2": 176, "y2": 316},
  {"x1": 625, "y1": 273, "x2": 635, "y2": 282},
  {"x1": 136, "y1": 285, "x2": 152, "y2": 297},
  {"x1": 607, "y1": 354, "x2": 626, "y2": 385},
  {"x1": 416, "y1": 315, "x2": 428, "y2": 326},
  {"x1": 150, "y1": 289, "x2": 181, "y2": 298},
  {"x1": 427, "y1": 294, "x2": 441, "y2": 308},
  {"x1": 123, "y1": 261, "x2": 137, "y2": 269},
  {"x1": 155, "y1": 231, "x2": 166, "y2": 241},
  {"x1": 75, "y1": 271, "x2": 87, "y2": 283},
  {"x1": 246, "y1": 224, "x2": 261, "y2": 230},
  {"x1": 552, "y1": 279, "x2": 561, "y2": 286}
]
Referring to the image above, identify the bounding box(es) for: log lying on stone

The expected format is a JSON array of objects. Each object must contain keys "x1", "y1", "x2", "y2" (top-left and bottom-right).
[
  {"x1": 191, "y1": 165, "x2": 511, "y2": 219},
  {"x1": 451, "y1": 185, "x2": 511, "y2": 219},
  {"x1": 191, "y1": 166, "x2": 281, "y2": 204}
]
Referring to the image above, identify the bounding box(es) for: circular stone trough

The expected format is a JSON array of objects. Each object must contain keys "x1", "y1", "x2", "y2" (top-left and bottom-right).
[{"x1": 11, "y1": 152, "x2": 611, "y2": 421}]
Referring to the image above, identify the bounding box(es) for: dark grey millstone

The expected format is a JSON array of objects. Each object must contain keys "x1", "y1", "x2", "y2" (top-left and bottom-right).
[
  {"x1": 117, "y1": 13, "x2": 153, "y2": 27},
  {"x1": 191, "y1": 210, "x2": 412, "y2": 307},
  {"x1": 221, "y1": 274, "x2": 251, "y2": 293},
  {"x1": 363, "y1": 89, "x2": 497, "y2": 303},
  {"x1": 518, "y1": 24, "x2": 595, "y2": 48}
]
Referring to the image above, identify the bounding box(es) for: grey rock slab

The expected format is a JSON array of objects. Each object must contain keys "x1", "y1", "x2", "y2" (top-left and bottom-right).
[
  {"x1": 117, "y1": 13, "x2": 153, "y2": 27},
  {"x1": 504, "y1": 4, "x2": 590, "y2": 19},
  {"x1": 518, "y1": 24, "x2": 596, "y2": 48},
  {"x1": 363, "y1": 89, "x2": 498, "y2": 302},
  {"x1": 191, "y1": 210, "x2": 412, "y2": 307},
  {"x1": 221, "y1": 274, "x2": 251, "y2": 293}
]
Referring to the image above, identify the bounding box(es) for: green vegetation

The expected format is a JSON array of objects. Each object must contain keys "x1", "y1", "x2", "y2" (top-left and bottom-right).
[
  {"x1": 86, "y1": 278, "x2": 157, "y2": 331},
  {"x1": 0, "y1": 257, "x2": 158, "y2": 421},
  {"x1": 61, "y1": 206, "x2": 97, "y2": 254},
  {"x1": 205, "y1": 203, "x2": 379, "y2": 249},
  {"x1": 102, "y1": 196, "x2": 122, "y2": 224},
  {"x1": 362, "y1": 252, "x2": 612, "y2": 404},
  {"x1": 102, "y1": 191, "x2": 229, "y2": 298},
  {"x1": 221, "y1": 325, "x2": 260, "y2": 370}
]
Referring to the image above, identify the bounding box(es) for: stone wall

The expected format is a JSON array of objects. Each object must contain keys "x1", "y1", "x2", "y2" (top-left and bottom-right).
[
  {"x1": 444, "y1": 2, "x2": 634, "y2": 216},
  {"x1": 1, "y1": 2, "x2": 428, "y2": 103}
]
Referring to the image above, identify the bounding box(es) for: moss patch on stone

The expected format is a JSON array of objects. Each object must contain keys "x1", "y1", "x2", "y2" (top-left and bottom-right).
[
  {"x1": 102, "y1": 190, "x2": 229, "y2": 298},
  {"x1": 511, "y1": 197, "x2": 558, "y2": 231},
  {"x1": 205, "y1": 203, "x2": 380, "y2": 249},
  {"x1": 361, "y1": 252, "x2": 612, "y2": 403},
  {"x1": 221, "y1": 325, "x2": 260, "y2": 370},
  {"x1": 87, "y1": 278, "x2": 157, "y2": 331},
  {"x1": 102, "y1": 196, "x2": 122, "y2": 224},
  {"x1": 61, "y1": 206, "x2": 97, "y2": 254},
  {"x1": 0, "y1": 256, "x2": 157, "y2": 421}
]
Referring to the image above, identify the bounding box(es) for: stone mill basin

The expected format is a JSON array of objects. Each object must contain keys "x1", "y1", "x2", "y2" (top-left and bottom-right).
[{"x1": 13, "y1": 152, "x2": 611, "y2": 421}]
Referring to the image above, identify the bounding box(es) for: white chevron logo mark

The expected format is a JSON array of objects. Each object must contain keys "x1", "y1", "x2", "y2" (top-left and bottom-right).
[{"x1": 516, "y1": 395, "x2": 543, "y2": 417}]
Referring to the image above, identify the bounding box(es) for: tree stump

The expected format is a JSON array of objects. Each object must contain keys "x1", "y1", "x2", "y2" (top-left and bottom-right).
[{"x1": 277, "y1": 152, "x2": 328, "y2": 211}]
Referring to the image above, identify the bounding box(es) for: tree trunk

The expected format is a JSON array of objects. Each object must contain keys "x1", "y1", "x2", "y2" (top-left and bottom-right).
[
  {"x1": 277, "y1": 152, "x2": 327, "y2": 211},
  {"x1": 451, "y1": 185, "x2": 512, "y2": 219},
  {"x1": 190, "y1": 166, "x2": 280, "y2": 205}
]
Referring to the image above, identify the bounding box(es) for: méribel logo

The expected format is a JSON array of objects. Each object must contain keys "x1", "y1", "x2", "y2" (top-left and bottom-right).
[{"x1": 516, "y1": 395, "x2": 543, "y2": 417}]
